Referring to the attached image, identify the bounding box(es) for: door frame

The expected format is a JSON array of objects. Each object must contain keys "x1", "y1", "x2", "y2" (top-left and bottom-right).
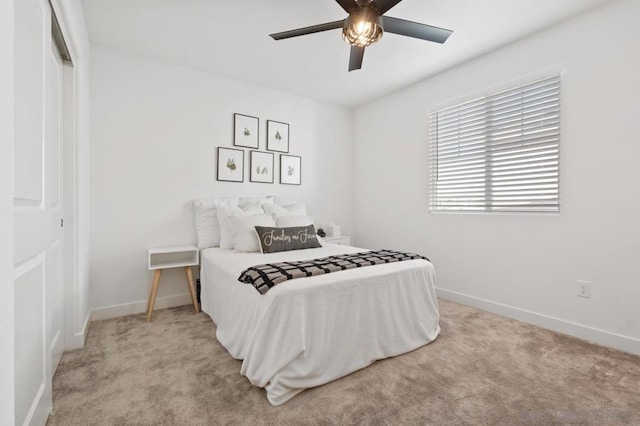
[
  {"x1": 49, "y1": 0, "x2": 89, "y2": 351},
  {"x1": 49, "y1": 37, "x2": 66, "y2": 372},
  {"x1": 1, "y1": 1, "x2": 16, "y2": 424}
]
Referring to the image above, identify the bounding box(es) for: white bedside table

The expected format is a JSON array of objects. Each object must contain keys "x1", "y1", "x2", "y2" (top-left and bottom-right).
[
  {"x1": 146, "y1": 245, "x2": 200, "y2": 322},
  {"x1": 323, "y1": 236, "x2": 352, "y2": 246}
]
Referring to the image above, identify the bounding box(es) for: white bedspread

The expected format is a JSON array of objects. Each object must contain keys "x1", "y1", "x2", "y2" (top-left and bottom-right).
[{"x1": 200, "y1": 244, "x2": 440, "y2": 405}]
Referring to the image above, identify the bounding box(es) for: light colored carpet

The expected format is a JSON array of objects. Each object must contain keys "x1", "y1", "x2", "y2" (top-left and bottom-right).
[{"x1": 48, "y1": 299, "x2": 640, "y2": 425}]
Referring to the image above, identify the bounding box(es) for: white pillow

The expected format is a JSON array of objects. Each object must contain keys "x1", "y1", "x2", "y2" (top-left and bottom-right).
[
  {"x1": 239, "y1": 196, "x2": 274, "y2": 209},
  {"x1": 263, "y1": 203, "x2": 307, "y2": 220},
  {"x1": 228, "y1": 215, "x2": 276, "y2": 252},
  {"x1": 193, "y1": 197, "x2": 239, "y2": 248},
  {"x1": 217, "y1": 205, "x2": 265, "y2": 249},
  {"x1": 239, "y1": 199, "x2": 269, "y2": 215},
  {"x1": 272, "y1": 196, "x2": 300, "y2": 207},
  {"x1": 276, "y1": 215, "x2": 314, "y2": 227}
]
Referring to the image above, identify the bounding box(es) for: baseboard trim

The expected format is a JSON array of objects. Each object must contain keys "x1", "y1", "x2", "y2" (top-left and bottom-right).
[
  {"x1": 91, "y1": 293, "x2": 193, "y2": 321},
  {"x1": 436, "y1": 287, "x2": 640, "y2": 356},
  {"x1": 65, "y1": 313, "x2": 92, "y2": 350},
  {"x1": 23, "y1": 383, "x2": 48, "y2": 426}
]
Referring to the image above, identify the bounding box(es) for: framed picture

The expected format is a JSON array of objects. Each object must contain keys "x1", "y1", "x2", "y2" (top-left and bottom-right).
[
  {"x1": 250, "y1": 150, "x2": 274, "y2": 184},
  {"x1": 280, "y1": 154, "x2": 301, "y2": 185},
  {"x1": 234, "y1": 113, "x2": 259, "y2": 148},
  {"x1": 266, "y1": 120, "x2": 289, "y2": 153},
  {"x1": 217, "y1": 147, "x2": 244, "y2": 182}
]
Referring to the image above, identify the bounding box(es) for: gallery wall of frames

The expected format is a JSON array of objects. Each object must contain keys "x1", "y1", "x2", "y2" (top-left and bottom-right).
[{"x1": 217, "y1": 113, "x2": 301, "y2": 185}]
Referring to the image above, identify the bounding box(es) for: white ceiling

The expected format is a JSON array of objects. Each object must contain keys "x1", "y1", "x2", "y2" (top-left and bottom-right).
[{"x1": 81, "y1": 0, "x2": 613, "y2": 107}]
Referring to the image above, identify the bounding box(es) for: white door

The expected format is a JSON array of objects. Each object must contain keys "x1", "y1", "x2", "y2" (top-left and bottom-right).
[
  {"x1": 13, "y1": 0, "x2": 65, "y2": 423},
  {"x1": 48, "y1": 38, "x2": 66, "y2": 373}
]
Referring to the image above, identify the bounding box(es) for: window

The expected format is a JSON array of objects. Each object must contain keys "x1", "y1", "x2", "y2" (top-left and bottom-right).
[{"x1": 428, "y1": 74, "x2": 561, "y2": 213}]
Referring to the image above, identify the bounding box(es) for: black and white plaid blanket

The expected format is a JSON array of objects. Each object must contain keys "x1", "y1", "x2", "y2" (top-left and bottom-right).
[{"x1": 238, "y1": 249, "x2": 430, "y2": 295}]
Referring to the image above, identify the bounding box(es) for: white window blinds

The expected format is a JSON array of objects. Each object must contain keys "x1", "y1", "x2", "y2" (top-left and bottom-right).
[{"x1": 428, "y1": 74, "x2": 561, "y2": 213}]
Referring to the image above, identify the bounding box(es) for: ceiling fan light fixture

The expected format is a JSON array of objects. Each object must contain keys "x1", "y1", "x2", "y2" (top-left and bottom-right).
[
  {"x1": 342, "y1": 8, "x2": 383, "y2": 47},
  {"x1": 269, "y1": 0, "x2": 454, "y2": 71}
]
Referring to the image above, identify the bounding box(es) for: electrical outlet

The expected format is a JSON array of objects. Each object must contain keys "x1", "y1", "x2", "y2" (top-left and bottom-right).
[{"x1": 578, "y1": 280, "x2": 590, "y2": 298}]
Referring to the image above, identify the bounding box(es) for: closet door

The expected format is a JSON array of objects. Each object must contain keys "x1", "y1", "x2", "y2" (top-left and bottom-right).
[
  {"x1": 13, "y1": 0, "x2": 65, "y2": 423},
  {"x1": 48, "y1": 36, "x2": 65, "y2": 374}
]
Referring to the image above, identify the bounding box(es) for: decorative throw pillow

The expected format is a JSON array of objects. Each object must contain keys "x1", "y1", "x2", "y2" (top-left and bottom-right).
[
  {"x1": 193, "y1": 197, "x2": 239, "y2": 248},
  {"x1": 254, "y1": 225, "x2": 322, "y2": 254},
  {"x1": 217, "y1": 205, "x2": 264, "y2": 249},
  {"x1": 262, "y1": 202, "x2": 307, "y2": 220},
  {"x1": 228, "y1": 215, "x2": 276, "y2": 252},
  {"x1": 276, "y1": 215, "x2": 314, "y2": 227}
]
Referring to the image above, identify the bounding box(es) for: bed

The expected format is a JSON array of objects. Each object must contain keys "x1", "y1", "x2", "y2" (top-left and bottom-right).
[{"x1": 199, "y1": 242, "x2": 440, "y2": 405}]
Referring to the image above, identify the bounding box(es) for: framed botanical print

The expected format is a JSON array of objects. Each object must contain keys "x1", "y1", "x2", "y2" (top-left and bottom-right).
[
  {"x1": 233, "y1": 113, "x2": 259, "y2": 148},
  {"x1": 217, "y1": 147, "x2": 244, "y2": 182},
  {"x1": 280, "y1": 154, "x2": 301, "y2": 185},
  {"x1": 250, "y1": 150, "x2": 274, "y2": 184},
  {"x1": 266, "y1": 120, "x2": 289, "y2": 153}
]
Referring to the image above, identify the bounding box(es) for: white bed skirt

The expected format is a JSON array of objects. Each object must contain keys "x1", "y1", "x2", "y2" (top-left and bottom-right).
[{"x1": 200, "y1": 245, "x2": 440, "y2": 405}]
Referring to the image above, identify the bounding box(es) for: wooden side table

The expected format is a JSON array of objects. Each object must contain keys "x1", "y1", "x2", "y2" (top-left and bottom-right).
[{"x1": 146, "y1": 245, "x2": 200, "y2": 322}]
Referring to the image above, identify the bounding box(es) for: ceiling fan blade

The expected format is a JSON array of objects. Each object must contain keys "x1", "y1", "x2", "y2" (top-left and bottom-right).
[
  {"x1": 270, "y1": 20, "x2": 344, "y2": 40},
  {"x1": 382, "y1": 16, "x2": 453, "y2": 43},
  {"x1": 348, "y1": 45, "x2": 365, "y2": 72},
  {"x1": 372, "y1": 0, "x2": 403, "y2": 15},
  {"x1": 335, "y1": 0, "x2": 359, "y2": 13}
]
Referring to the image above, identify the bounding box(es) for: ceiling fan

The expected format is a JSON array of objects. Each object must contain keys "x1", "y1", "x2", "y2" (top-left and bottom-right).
[{"x1": 269, "y1": 0, "x2": 453, "y2": 72}]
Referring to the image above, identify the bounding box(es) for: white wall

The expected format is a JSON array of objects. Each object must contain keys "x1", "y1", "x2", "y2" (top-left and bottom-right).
[
  {"x1": 353, "y1": 0, "x2": 640, "y2": 354},
  {"x1": 0, "y1": 0, "x2": 16, "y2": 423},
  {"x1": 89, "y1": 45, "x2": 354, "y2": 317}
]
